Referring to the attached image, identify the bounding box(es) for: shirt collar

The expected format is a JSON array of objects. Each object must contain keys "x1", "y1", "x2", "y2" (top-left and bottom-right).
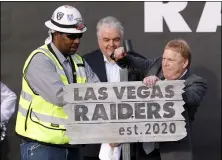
[
  {"x1": 50, "y1": 42, "x2": 68, "y2": 64},
  {"x1": 103, "y1": 54, "x2": 109, "y2": 63},
  {"x1": 179, "y1": 69, "x2": 188, "y2": 79},
  {"x1": 103, "y1": 53, "x2": 116, "y2": 65}
]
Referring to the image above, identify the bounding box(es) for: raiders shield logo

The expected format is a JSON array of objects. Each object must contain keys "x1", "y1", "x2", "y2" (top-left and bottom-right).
[{"x1": 57, "y1": 12, "x2": 64, "y2": 20}]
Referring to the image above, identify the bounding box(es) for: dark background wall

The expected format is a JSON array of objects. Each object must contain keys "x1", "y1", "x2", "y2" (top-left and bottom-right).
[{"x1": 1, "y1": 2, "x2": 221, "y2": 160}]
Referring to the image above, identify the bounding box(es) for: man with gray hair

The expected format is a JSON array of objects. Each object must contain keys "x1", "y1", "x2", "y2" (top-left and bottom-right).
[
  {"x1": 84, "y1": 16, "x2": 145, "y2": 83},
  {"x1": 83, "y1": 16, "x2": 147, "y2": 160}
]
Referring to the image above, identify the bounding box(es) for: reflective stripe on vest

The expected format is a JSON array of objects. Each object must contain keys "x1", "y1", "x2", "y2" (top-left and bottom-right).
[
  {"x1": 18, "y1": 105, "x2": 64, "y2": 125},
  {"x1": 72, "y1": 55, "x2": 87, "y2": 82},
  {"x1": 20, "y1": 91, "x2": 65, "y2": 125},
  {"x1": 21, "y1": 90, "x2": 33, "y2": 102}
]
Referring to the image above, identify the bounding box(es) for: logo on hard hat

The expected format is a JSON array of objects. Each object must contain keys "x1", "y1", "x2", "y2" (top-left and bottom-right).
[
  {"x1": 75, "y1": 18, "x2": 85, "y2": 30},
  {"x1": 67, "y1": 14, "x2": 74, "y2": 22},
  {"x1": 76, "y1": 23, "x2": 85, "y2": 30},
  {"x1": 57, "y1": 12, "x2": 64, "y2": 20}
]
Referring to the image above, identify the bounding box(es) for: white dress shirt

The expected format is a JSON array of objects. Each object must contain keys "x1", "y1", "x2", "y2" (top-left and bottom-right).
[
  {"x1": 99, "y1": 55, "x2": 122, "y2": 160},
  {"x1": 103, "y1": 55, "x2": 120, "y2": 82},
  {"x1": 1, "y1": 82, "x2": 17, "y2": 122}
]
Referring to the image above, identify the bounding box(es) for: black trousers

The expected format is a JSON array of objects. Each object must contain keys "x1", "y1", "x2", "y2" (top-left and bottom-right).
[{"x1": 135, "y1": 135, "x2": 193, "y2": 160}]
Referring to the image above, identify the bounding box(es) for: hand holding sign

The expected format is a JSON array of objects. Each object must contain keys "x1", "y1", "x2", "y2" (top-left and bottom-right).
[
  {"x1": 109, "y1": 143, "x2": 121, "y2": 148},
  {"x1": 143, "y1": 75, "x2": 160, "y2": 88}
]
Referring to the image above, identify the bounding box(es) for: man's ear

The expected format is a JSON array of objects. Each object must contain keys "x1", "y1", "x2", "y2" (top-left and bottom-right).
[{"x1": 183, "y1": 59, "x2": 189, "y2": 69}]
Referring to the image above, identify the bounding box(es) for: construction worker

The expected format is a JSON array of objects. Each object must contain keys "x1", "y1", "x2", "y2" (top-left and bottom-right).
[{"x1": 15, "y1": 5, "x2": 99, "y2": 160}]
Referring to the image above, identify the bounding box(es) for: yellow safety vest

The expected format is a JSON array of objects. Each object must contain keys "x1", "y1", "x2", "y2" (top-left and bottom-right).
[{"x1": 15, "y1": 44, "x2": 86, "y2": 144}]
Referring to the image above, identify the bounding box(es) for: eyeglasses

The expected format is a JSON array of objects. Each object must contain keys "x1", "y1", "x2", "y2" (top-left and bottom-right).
[
  {"x1": 58, "y1": 32, "x2": 83, "y2": 40},
  {"x1": 65, "y1": 33, "x2": 83, "y2": 40}
]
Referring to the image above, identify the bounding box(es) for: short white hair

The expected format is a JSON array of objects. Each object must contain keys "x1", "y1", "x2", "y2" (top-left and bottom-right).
[{"x1": 96, "y1": 16, "x2": 124, "y2": 39}]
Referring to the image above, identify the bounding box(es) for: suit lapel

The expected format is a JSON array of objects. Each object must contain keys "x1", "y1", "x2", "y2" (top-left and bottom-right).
[
  {"x1": 96, "y1": 50, "x2": 108, "y2": 82},
  {"x1": 158, "y1": 70, "x2": 165, "y2": 80}
]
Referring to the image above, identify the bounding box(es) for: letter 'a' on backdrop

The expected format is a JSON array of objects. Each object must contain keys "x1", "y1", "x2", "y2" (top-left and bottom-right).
[{"x1": 62, "y1": 81, "x2": 187, "y2": 144}]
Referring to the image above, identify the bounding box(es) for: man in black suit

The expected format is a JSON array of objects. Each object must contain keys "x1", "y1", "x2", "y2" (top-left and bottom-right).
[
  {"x1": 83, "y1": 16, "x2": 146, "y2": 160},
  {"x1": 83, "y1": 16, "x2": 146, "y2": 83},
  {"x1": 114, "y1": 39, "x2": 207, "y2": 160}
]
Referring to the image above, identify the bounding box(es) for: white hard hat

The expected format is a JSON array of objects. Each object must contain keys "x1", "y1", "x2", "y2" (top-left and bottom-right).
[{"x1": 45, "y1": 5, "x2": 87, "y2": 33}]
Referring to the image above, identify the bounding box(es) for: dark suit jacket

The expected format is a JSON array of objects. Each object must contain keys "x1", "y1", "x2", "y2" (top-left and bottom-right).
[
  {"x1": 117, "y1": 55, "x2": 207, "y2": 122},
  {"x1": 83, "y1": 49, "x2": 146, "y2": 82},
  {"x1": 117, "y1": 55, "x2": 207, "y2": 160}
]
